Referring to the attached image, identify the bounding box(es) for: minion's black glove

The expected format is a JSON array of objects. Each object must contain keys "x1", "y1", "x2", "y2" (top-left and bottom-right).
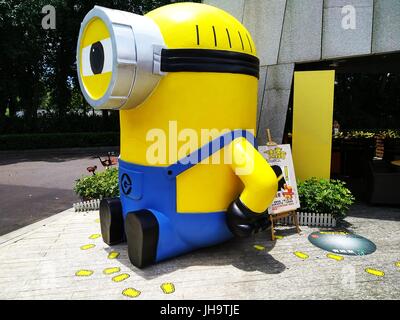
[{"x1": 226, "y1": 198, "x2": 271, "y2": 238}]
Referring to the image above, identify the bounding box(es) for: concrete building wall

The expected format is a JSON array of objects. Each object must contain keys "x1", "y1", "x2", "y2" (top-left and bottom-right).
[
  {"x1": 243, "y1": 0, "x2": 287, "y2": 66},
  {"x1": 372, "y1": 0, "x2": 400, "y2": 53},
  {"x1": 203, "y1": 0, "x2": 400, "y2": 143},
  {"x1": 322, "y1": 0, "x2": 374, "y2": 59},
  {"x1": 278, "y1": 0, "x2": 324, "y2": 64},
  {"x1": 204, "y1": 0, "x2": 245, "y2": 21}
]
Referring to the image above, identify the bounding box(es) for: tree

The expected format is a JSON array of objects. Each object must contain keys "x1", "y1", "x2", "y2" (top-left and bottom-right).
[
  {"x1": 0, "y1": 0, "x2": 199, "y2": 133},
  {"x1": 0, "y1": 0, "x2": 58, "y2": 130}
]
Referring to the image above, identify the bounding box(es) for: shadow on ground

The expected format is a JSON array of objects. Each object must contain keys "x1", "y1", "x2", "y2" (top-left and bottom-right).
[
  {"x1": 346, "y1": 201, "x2": 400, "y2": 221},
  {"x1": 103, "y1": 230, "x2": 290, "y2": 281},
  {"x1": 106, "y1": 202, "x2": 400, "y2": 280}
]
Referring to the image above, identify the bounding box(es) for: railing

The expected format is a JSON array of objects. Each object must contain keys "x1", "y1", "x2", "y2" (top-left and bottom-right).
[
  {"x1": 73, "y1": 199, "x2": 100, "y2": 212},
  {"x1": 276, "y1": 211, "x2": 337, "y2": 227}
]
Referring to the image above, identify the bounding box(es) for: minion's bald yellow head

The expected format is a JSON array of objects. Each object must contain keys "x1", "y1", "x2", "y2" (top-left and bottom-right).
[
  {"x1": 76, "y1": 3, "x2": 259, "y2": 111},
  {"x1": 146, "y1": 2, "x2": 256, "y2": 56}
]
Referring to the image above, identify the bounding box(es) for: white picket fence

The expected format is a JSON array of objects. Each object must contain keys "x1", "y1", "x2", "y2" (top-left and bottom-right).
[
  {"x1": 276, "y1": 211, "x2": 337, "y2": 227},
  {"x1": 73, "y1": 199, "x2": 101, "y2": 212}
]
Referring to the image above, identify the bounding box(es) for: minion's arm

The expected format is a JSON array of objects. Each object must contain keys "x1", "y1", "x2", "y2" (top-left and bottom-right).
[{"x1": 226, "y1": 137, "x2": 278, "y2": 237}]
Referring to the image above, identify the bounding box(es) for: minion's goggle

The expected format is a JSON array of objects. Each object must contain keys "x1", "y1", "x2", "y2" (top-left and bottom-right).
[{"x1": 77, "y1": 6, "x2": 260, "y2": 110}]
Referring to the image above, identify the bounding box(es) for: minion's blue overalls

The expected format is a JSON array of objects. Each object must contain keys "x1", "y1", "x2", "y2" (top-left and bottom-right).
[{"x1": 119, "y1": 130, "x2": 256, "y2": 262}]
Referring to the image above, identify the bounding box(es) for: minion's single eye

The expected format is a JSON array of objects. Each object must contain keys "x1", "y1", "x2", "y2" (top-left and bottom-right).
[
  {"x1": 81, "y1": 38, "x2": 112, "y2": 77},
  {"x1": 77, "y1": 6, "x2": 166, "y2": 109},
  {"x1": 90, "y1": 41, "x2": 104, "y2": 74}
]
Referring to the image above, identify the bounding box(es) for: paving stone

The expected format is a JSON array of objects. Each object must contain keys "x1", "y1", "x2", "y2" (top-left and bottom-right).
[{"x1": 0, "y1": 207, "x2": 399, "y2": 299}]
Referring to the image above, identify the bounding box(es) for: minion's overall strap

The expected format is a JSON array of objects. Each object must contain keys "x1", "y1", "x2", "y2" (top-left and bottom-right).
[{"x1": 165, "y1": 129, "x2": 256, "y2": 178}]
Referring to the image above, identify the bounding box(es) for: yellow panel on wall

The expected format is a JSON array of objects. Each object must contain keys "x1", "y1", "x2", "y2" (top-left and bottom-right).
[{"x1": 292, "y1": 70, "x2": 335, "y2": 181}]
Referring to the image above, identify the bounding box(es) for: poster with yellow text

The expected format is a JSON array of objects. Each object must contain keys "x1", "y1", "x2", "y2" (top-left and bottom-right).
[{"x1": 258, "y1": 144, "x2": 301, "y2": 214}]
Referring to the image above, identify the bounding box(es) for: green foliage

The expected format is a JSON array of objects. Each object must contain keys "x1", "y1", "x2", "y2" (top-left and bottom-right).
[
  {"x1": 74, "y1": 168, "x2": 119, "y2": 200},
  {"x1": 345, "y1": 130, "x2": 376, "y2": 139},
  {"x1": 297, "y1": 178, "x2": 355, "y2": 219},
  {"x1": 0, "y1": 0, "x2": 200, "y2": 132},
  {"x1": 333, "y1": 129, "x2": 400, "y2": 140},
  {"x1": 377, "y1": 129, "x2": 400, "y2": 139},
  {"x1": 0, "y1": 132, "x2": 119, "y2": 150}
]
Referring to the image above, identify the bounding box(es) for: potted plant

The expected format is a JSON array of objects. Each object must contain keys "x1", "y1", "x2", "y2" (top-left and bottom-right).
[
  {"x1": 296, "y1": 178, "x2": 355, "y2": 227},
  {"x1": 73, "y1": 168, "x2": 119, "y2": 211}
]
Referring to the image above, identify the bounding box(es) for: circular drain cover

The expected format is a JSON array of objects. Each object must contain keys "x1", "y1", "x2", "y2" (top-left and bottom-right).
[{"x1": 308, "y1": 231, "x2": 376, "y2": 256}]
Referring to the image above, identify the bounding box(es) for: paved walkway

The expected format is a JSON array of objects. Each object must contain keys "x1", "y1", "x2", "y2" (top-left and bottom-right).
[{"x1": 0, "y1": 208, "x2": 399, "y2": 300}]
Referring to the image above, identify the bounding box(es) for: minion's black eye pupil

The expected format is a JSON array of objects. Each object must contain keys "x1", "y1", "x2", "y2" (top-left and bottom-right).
[{"x1": 90, "y1": 41, "x2": 104, "y2": 74}]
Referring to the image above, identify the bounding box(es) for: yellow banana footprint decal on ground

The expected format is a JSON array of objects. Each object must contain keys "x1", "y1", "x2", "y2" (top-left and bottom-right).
[
  {"x1": 122, "y1": 288, "x2": 141, "y2": 298},
  {"x1": 112, "y1": 273, "x2": 130, "y2": 282},
  {"x1": 294, "y1": 251, "x2": 309, "y2": 260},
  {"x1": 103, "y1": 267, "x2": 121, "y2": 275},
  {"x1": 253, "y1": 245, "x2": 265, "y2": 251},
  {"x1": 108, "y1": 251, "x2": 120, "y2": 259},
  {"x1": 327, "y1": 253, "x2": 344, "y2": 261},
  {"x1": 89, "y1": 234, "x2": 101, "y2": 239},
  {"x1": 75, "y1": 269, "x2": 94, "y2": 277},
  {"x1": 80, "y1": 244, "x2": 95, "y2": 250},
  {"x1": 161, "y1": 283, "x2": 175, "y2": 294},
  {"x1": 365, "y1": 268, "x2": 385, "y2": 277}
]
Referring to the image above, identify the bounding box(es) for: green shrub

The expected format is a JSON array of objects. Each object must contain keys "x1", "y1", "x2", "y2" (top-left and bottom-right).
[
  {"x1": 74, "y1": 168, "x2": 119, "y2": 200},
  {"x1": 378, "y1": 129, "x2": 400, "y2": 139},
  {"x1": 0, "y1": 132, "x2": 119, "y2": 150},
  {"x1": 333, "y1": 129, "x2": 400, "y2": 140},
  {"x1": 297, "y1": 178, "x2": 355, "y2": 219}
]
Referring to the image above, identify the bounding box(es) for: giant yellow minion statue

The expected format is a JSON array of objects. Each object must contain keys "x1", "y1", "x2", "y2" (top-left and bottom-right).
[{"x1": 77, "y1": 2, "x2": 278, "y2": 268}]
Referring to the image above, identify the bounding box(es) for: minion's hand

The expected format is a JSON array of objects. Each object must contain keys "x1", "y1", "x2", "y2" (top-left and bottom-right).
[{"x1": 226, "y1": 198, "x2": 271, "y2": 238}]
